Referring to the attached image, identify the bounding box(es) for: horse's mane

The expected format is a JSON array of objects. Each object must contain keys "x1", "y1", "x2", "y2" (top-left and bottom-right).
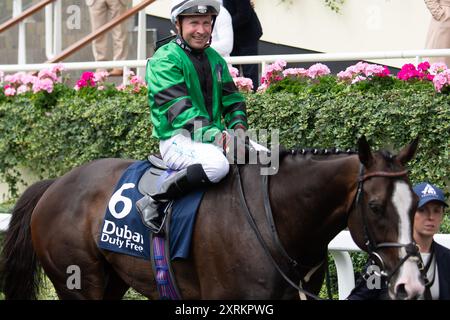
[
  {"x1": 278, "y1": 146, "x2": 399, "y2": 169},
  {"x1": 278, "y1": 145, "x2": 358, "y2": 161}
]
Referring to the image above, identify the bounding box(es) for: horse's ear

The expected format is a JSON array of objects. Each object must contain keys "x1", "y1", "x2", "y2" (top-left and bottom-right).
[
  {"x1": 358, "y1": 136, "x2": 373, "y2": 167},
  {"x1": 397, "y1": 136, "x2": 419, "y2": 165}
]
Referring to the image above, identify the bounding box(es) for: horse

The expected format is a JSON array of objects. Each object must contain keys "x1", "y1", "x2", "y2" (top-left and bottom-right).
[{"x1": 0, "y1": 136, "x2": 425, "y2": 300}]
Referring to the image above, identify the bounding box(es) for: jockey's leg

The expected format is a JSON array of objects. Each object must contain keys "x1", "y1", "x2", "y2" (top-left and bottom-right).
[{"x1": 137, "y1": 134, "x2": 229, "y2": 232}]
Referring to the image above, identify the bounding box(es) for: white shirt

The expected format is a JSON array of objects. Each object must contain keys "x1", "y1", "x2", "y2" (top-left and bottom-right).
[{"x1": 211, "y1": 5, "x2": 234, "y2": 57}]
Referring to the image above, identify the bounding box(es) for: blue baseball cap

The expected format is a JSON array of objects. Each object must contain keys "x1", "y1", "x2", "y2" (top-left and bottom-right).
[{"x1": 413, "y1": 182, "x2": 448, "y2": 208}]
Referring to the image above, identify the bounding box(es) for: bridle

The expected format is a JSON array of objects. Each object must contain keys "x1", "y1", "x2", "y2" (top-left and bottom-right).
[{"x1": 353, "y1": 164, "x2": 423, "y2": 285}]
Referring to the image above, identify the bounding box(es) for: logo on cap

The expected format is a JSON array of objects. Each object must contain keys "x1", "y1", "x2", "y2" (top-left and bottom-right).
[
  {"x1": 198, "y1": 5, "x2": 207, "y2": 13},
  {"x1": 422, "y1": 184, "x2": 437, "y2": 196}
]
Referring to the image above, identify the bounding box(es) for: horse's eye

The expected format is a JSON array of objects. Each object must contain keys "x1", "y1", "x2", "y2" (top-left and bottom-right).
[{"x1": 368, "y1": 201, "x2": 383, "y2": 215}]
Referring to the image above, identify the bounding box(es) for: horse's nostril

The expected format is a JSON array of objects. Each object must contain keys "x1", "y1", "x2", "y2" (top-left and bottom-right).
[{"x1": 395, "y1": 283, "x2": 408, "y2": 300}]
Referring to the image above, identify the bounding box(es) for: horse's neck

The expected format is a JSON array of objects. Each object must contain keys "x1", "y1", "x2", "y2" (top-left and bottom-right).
[{"x1": 269, "y1": 154, "x2": 360, "y2": 260}]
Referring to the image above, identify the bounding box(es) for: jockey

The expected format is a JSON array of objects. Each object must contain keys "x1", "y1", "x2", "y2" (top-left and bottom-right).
[{"x1": 138, "y1": 0, "x2": 266, "y2": 232}]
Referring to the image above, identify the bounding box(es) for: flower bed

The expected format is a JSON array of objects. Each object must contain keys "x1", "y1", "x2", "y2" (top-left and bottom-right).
[{"x1": 2, "y1": 60, "x2": 450, "y2": 97}]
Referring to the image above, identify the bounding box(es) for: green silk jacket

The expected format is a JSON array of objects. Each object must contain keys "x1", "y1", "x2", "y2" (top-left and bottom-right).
[{"x1": 146, "y1": 39, "x2": 247, "y2": 143}]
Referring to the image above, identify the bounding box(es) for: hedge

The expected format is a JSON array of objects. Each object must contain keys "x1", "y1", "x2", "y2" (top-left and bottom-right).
[{"x1": 0, "y1": 78, "x2": 449, "y2": 199}]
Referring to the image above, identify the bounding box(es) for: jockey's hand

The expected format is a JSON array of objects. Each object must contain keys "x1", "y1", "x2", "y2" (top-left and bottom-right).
[
  {"x1": 213, "y1": 125, "x2": 252, "y2": 163},
  {"x1": 229, "y1": 125, "x2": 250, "y2": 164},
  {"x1": 213, "y1": 130, "x2": 232, "y2": 154},
  {"x1": 233, "y1": 124, "x2": 247, "y2": 141}
]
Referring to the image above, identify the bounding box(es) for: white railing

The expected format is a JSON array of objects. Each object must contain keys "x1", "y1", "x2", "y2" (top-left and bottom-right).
[
  {"x1": 0, "y1": 211, "x2": 448, "y2": 300},
  {"x1": 0, "y1": 213, "x2": 10, "y2": 232},
  {"x1": 8, "y1": 0, "x2": 149, "y2": 78},
  {"x1": 13, "y1": 0, "x2": 26, "y2": 65}
]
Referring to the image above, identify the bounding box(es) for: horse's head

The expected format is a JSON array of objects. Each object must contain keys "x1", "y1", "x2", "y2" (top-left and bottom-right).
[{"x1": 347, "y1": 136, "x2": 424, "y2": 300}]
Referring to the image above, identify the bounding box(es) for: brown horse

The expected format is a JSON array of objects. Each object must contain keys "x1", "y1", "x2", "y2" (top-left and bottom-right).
[{"x1": 0, "y1": 137, "x2": 425, "y2": 300}]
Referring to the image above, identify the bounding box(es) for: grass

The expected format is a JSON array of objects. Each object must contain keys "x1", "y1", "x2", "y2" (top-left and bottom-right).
[
  {"x1": 36, "y1": 278, "x2": 147, "y2": 300},
  {"x1": 0, "y1": 266, "x2": 147, "y2": 300}
]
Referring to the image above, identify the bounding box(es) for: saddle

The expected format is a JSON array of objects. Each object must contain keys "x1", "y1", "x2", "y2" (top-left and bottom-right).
[{"x1": 138, "y1": 155, "x2": 169, "y2": 196}]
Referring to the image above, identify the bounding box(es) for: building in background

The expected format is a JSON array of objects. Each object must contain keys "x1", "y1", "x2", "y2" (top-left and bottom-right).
[{"x1": 141, "y1": 0, "x2": 432, "y2": 70}]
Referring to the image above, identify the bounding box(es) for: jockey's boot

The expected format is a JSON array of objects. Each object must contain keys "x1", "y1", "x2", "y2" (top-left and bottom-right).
[{"x1": 137, "y1": 164, "x2": 210, "y2": 233}]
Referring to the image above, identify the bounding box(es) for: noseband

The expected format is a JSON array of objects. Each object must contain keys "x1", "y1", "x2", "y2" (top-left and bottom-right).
[{"x1": 354, "y1": 165, "x2": 422, "y2": 284}]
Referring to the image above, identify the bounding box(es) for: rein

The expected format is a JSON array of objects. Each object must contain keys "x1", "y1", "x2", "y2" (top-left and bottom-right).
[{"x1": 235, "y1": 165, "x2": 323, "y2": 300}]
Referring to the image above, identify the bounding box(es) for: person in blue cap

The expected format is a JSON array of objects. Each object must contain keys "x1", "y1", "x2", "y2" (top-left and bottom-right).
[
  {"x1": 412, "y1": 182, "x2": 449, "y2": 299},
  {"x1": 347, "y1": 182, "x2": 449, "y2": 300}
]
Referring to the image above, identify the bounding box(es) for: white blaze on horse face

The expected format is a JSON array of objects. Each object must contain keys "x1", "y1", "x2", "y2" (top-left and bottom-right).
[{"x1": 391, "y1": 181, "x2": 424, "y2": 299}]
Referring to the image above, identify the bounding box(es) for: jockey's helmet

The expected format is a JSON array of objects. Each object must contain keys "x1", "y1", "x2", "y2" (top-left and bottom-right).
[{"x1": 170, "y1": 0, "x2": 220, "y2": 24}]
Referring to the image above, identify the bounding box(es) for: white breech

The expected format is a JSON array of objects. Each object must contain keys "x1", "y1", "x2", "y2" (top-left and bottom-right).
[{"x1": 160, "y1": 134, "x2": 229, "y2": 183}]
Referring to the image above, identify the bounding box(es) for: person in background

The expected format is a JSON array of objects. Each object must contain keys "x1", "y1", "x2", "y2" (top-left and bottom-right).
[
  {"x1": 347, "y1": 182, "x2": 450, "y2": 300},
  {"x1": 223, "y1": 0, "x2": 262, "y2": 89},
  {"x1": 86, "y1": 0, "x2": 130, "y2": 76},
  {"x1": 211, "y1": 0, "x2": 234, "y2": 57},
  {"x1": 424, "y1": 0, "x2": 450, "y2": 66}
]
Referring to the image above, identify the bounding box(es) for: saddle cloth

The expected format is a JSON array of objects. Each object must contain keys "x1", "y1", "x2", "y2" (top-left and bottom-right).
[{"x1": 98, "y1": 160, "x2": 205, "y2": 260}]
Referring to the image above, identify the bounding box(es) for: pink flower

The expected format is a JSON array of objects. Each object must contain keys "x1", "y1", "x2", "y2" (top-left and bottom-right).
[
  {"x1": 283, "y1": 68, "x2": 308, "y2": 78},
  {"x1": 75, "y1": 72, "x2": 96, "y2": 89},
  {"x1": 130, "y1": 75, "x2": 145, "y2": 86},
  {"x1": 417, "y1": 61, "x2": 431, "y2": 72},
  {"x1": 4, "y1": 73, "x2": 22, "y2": 84},
  {"x1": 17, "y1": 84, "x2": 30, "y2": 94},
  {"x1": 32, "y1": 78, "x2": 54, "y2": 93},
  {"x1": 4, "y1": 85, "x2": 16, "y2": 96},
  {"x1": 38, "y1": 69, "x2": 58, "y2": 82},
  {"x1": 51, "y1": 63, "x2": 65, "y2": 74},
  {"x1": 256, "y1": 82, "x2": 269, "y2": 93},
  {"x1": 274, "y1": 60, "x2": 287, "y2": 70},
  {"x1": 432, "y1": 69, "x2": 450, "y2": 92},
  {"x1": 228, "y1": 66, "x2": 239, "y2": 78},
  {"x1": 365, "y1": 64, "x2": 385, "y2": 76},
  {"x1": 337, "y1": 70, "x2": 353, "y2": 81},
  {"x1": 307, "y1": 63, "x2": 330, "y2": 79},
  {"x1": 397, "y1": 64, "x2": 419, "y2": 81},
  {"x1": 116, "y1": 73, "x2": 147, "y2": 93},
  {"x1": 233, "y1": 77, "x2": 253, "y2": 93},
  {"x1": 429, "y1": 62, "x2": 448, "y2": 75},
  {"x1": 81, "y1": 71, "x2": 95, "y2": 82},
  {"x1": 338, "y1": 62, "x2": 389, "y2": 83},
  {"x1": 21, "y1": 74, "x2": 37, "y2": 85},
  {"x1": 93, "y1": 71, "x2": 109, "y2": 83},
  {"x1": 376, "y1": 66, "x2": 391, "y2": 77},
  {"x1": 351, "y1": 75, "x2": 367, "y2": 84},
  {"x1": 260, "y1": 60, "x2": 287, "y2": 88}
]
